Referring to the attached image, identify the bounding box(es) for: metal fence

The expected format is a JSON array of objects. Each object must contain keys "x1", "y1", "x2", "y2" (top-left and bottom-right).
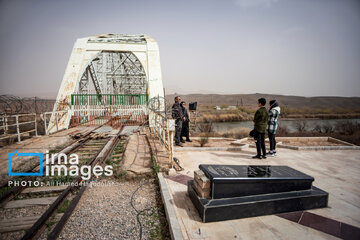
[
  {"x1": 149, "y1": 110, "x2": 175, "y2": 167},
  {"x1": 70, "y1": 106, "x2": 148, "y2": 128},
  {"x1": 71, "y1": 94, "x2": 149, "y2": 106},
  {"x1": 1, "y1": 108, "x2": 176, "y2": 170},
  {"x1": 0, "y1": 114, "x2": 38, "y2": 143},
  {"x1": 43, "y1": 110, "x2": 69, "y2": 135},
  {"x1": 69, "y1": 94, "x2": 149, "y2": 128}
]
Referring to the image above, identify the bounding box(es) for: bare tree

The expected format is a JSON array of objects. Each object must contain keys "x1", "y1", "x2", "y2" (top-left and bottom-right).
[{"x1": 294, "y1": 120, "x2": 307, "y2": 132}]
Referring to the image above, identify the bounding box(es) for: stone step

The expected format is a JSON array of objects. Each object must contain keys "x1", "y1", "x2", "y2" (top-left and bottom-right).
[{"x1": 188, "y1": 180, "x2": 328, "y2": 223}]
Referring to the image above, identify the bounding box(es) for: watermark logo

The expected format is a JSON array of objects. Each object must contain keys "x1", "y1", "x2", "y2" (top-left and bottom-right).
[
  {"x1": 8, "y1": 150, "x2": 113, "y2": 180},
  {"x1": 8, "y1": 150, "x2": 43, "y2": 176}
]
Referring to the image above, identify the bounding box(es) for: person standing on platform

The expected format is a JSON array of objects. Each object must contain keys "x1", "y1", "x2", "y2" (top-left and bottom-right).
[
  {"x1": 180, "y1": 101, "x2": 192, "y2": 142},
  {"x1": 252, "y1": 98, "x2": 269, "y2": 159},
  {"x1": 172, "y1": 96, "x2": 184, "y2": 147},
  {"x1": 267, "y1": 100, "x2": 281, "y2": 157}
]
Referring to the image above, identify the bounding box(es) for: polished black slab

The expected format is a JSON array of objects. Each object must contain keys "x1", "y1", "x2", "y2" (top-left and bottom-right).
[
  {"x1": 199, "y1": 165, "x2": 314, "y2": 199},
  {"x1": 188, "y1": 180, "x2": 329, "y2": 223}
]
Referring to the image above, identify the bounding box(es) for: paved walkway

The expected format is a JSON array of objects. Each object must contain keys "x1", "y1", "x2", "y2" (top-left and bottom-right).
[
  {"x1": 161, "y1": 147, "x2": 360, "y2": 239},
  {"x1": 122, "y1": 132, "x2": 153, "y2": 176}
]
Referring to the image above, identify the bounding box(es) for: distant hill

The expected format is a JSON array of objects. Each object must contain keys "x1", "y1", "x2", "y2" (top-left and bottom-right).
[{"x1": 165, "y1": 93, "x2": 360, "y2": 110}]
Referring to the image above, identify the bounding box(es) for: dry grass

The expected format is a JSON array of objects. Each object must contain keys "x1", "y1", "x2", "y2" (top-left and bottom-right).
[
  {"x1": 277, "y1": 121, "x2": 360, "y2": 146},
  {"x1": 199, "y1": 111, "x2": 253, "y2": 123},
  {"x1": 194, "y1": 120, "x2": 360, "y2": 146},
  {"x1": 294, "y1": 120, "x2": 307, "y2": 132},
  {"x1": 196, "y1": 106, "x2": 360, "y2": 123},
  {"x1": 166, "y1": 93, "x2": 360, "y2": 115},
  {"x1": 221, "y1": 127, "x2": 251, "y2": 139},
  {"x1": 168, "y1": 93, "x2": 360, "y2": 123},
  {"x1": 196, "y1": 122, "x2": 213, "y2": 133},
  {"x1": 199, "y1": 133, "x2": 210, "y2": 147}
]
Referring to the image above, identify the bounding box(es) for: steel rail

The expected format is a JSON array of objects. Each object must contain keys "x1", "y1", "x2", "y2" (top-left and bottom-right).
[
  {"x1": 47, "y1": 131, "x2": 121, "y2": 240},
  {"x1": 0, "y1": 125, "x2": 103, "y2": 206},
  {"x1": 21, "y1": 131, "x2": 120, "y2": 240}
]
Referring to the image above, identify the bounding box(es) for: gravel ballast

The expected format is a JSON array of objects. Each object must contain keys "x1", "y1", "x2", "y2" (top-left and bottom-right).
[{"x1": 57, "y1": 178, "x2": 170, "y2": 240}]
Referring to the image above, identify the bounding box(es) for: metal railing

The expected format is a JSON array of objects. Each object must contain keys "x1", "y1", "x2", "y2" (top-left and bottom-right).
[
  {"x1": 0, "y1": 103, "x2": 175, "y2": 168},
  {"x1": 0, "y1": 113, "x2": 38, "y2": 143},
  {"x1": 44, "y1": 105, "x2": 150, "y2": 134},
  {"x1": 70, "y1": 105, "x2": 148, "y2": 128},
  {"x1": 149, "y1": 110, "x2": 175, "y2": 167},
  {"x1": 43, "y1": 110, "x2": 69, "y2": 135},
  {"x1": 71, "y1": 94, "x2": 149, "y2": 106}
]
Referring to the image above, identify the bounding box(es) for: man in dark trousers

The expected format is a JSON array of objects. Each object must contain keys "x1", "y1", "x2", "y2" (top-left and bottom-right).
[
  {"x1": 180, "y1": 101, "x2": 192, "y2": 142},
  {"x1": 267, "y1": 100, "x2": 281, "y2": 157},
  {"x1": 253, "y1": 98, "x2": 269, "y2": 159},
  {"x1": 172, "y1": 96, "x2": 184, "y2": 146}
]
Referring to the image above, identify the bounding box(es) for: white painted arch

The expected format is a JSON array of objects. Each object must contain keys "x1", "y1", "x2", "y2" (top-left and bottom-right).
[{"x1": 48, "y1": 34, "x2": 164, "y2": 133}]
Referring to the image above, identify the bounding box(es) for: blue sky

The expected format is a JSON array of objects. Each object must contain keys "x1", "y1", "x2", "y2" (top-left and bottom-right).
[{"x1": 0, "y1": 0, "x2": 359, "y2": 97}]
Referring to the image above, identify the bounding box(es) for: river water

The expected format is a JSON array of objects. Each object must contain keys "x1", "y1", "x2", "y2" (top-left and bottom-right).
[{"x1": 212, "y1": 118, "x2": 360, "y2": 133}]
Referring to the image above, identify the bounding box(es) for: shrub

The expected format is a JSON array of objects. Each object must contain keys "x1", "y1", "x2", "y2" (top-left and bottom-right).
[
  {"x1": 199, "y1": 133, "x2": 209, "y2": 147},
  {"x1": 313, "y1": 123, "x2": 334, "y2": 133},
  {"x1": 335, "y1": 120, "x2": 360, "y2": 135},
  {"x1": 322, "y1": 124, "x2": 334, "y2": 133},
  {"x1": 197, "y1": 122, "x2": 213, "y2": 133},
  {"x1": 276, "y1": 126, "x2": 289, "y2": 136},
  {"x1": 294, "y1": 120, "x2": 307, "y2": 132},
  {"x1": 221, "y1": 127, "x2": 251, "y2": 139},
  {"x1": 313, "y1": 124, "x2": 323, "y2": 133}
]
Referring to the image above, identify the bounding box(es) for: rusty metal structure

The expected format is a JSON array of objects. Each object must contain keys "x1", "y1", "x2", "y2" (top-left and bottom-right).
[{"x1": 47, "y1": 34, "x2": 165, "y2": 133}]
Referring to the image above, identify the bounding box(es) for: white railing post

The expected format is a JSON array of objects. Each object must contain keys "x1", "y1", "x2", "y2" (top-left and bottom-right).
[
  {"x1": 71, "y1": 105, "x2": 74, "y2": 126},
  {"x1": 55, "y1": 112, "x2": 59, "y2": 132},
  {"x1": 168, "y1": 119, "x2": 175, "y2": 167},
  {"x1": 34, "y1": 114, "x2": 38, "y2": 136},
  {"x1": 148, "y1": 109, "x2": 176, "y2": 168},
  {"x1": 16, "y1": 115, "x2": 21, "y2": 142},
  {"x1": 87, "y1": 104, "x2": 91, "y2": 123},
  {"x1": 2, "y1": 116, "x2": 5, "y2": 134},
  {"x1": 44, "y1": 113, "x2": 48, "y2": 135},
  {"x1": 5, "y1": 116, "x2": 8, "y2": 135},
  {"x1": 162, "y1": 120, "x2": 166, "y2": 143}
]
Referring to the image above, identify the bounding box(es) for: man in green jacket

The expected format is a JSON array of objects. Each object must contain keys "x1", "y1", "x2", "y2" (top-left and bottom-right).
[{"x1": 253, "y1": 98, "x2": 269, "y2": 159}]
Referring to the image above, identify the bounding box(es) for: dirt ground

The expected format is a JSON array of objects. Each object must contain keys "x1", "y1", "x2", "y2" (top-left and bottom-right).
[
  {"x1": 181, "y1": 138, "x2": 235, "y2": 148},
  {"x1": 240, "y1": 138, "x2": 349, "y2": 147},
  {"x1": 280, "y1": 140, "x2": 344, "y2": 146}
]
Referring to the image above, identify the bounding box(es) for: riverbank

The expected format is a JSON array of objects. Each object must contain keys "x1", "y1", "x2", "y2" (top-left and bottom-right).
[
  {"x1": 198, "y1": 112, "x2": 360, "y2": 123},
  {"x1": 193, "y1": 119, "x2": 360, "y2": 146},
  {"x1": 210, "y1": 118, "x2": 360, "y2": 133}
]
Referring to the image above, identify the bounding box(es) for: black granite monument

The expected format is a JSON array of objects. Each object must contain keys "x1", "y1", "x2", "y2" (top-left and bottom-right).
[{"x1": 188, "y1": 165, "x2": 328, "y2": 223}]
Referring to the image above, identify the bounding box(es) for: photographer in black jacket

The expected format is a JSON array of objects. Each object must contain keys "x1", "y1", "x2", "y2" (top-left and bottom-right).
[
  {"x1": 172, "y1": 96, "x2": 184, "y2": 146},
  {"x1": 180, "y1": 101, "x2": 192, "y2": 142}
]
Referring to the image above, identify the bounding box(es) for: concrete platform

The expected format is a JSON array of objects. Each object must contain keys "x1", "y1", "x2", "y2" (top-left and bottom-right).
[
  {"x1": 159, "y1": 146, "x2": 360, "y2": 239},
  {"x1": 122, "y1": 132, "x2": 153, "y2": 176}
]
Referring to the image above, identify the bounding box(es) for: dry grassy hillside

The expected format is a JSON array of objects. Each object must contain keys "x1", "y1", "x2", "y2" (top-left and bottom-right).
[
  {"x1": 166, "y1": 93, "x2": 360, "y2": 121},
  {"x1": 165, "y1": 93, "x2": 360, "y2": 109}
]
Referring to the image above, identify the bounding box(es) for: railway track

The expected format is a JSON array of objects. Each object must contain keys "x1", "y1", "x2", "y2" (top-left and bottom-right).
[{"x1": 0, "y1": 126, "x2": 122, "y2": 240}]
